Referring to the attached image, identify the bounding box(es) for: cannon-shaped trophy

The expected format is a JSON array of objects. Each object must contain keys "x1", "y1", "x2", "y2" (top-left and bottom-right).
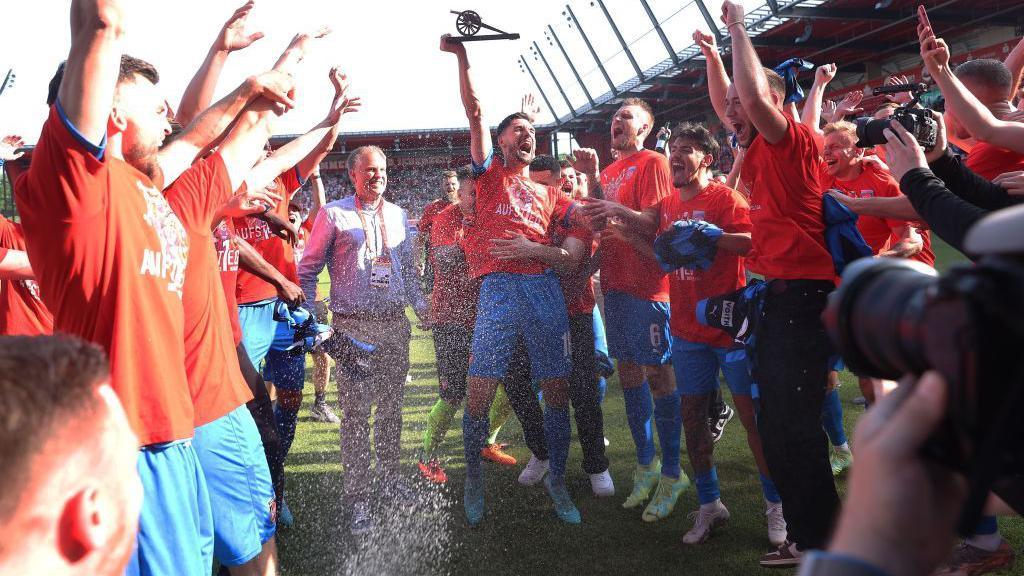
[{"x1": 448, "y1": 10, "x2": 520, "y2": 42}]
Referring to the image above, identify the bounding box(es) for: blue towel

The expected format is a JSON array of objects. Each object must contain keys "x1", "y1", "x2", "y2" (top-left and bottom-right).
[
  {"x1": 773, "y1": 57, "x2": 815, "y2": 104},
  {"x1": 653, "y1": 219, "x2": 724, "y2": 273}
]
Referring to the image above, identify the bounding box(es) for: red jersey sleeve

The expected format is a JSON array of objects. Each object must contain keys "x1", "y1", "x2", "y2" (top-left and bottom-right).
[
  {"x1": 636, "y1": 152, "x2": 674, "y2": 209},
  {"x1": 164, "y1": 153, "x2": 233, "y2": 230},
  {"x1": 717, "y1": 187, "x2": 753, "y2": 234},
  {"x1": 280, "y1": 167, "x2": 304, "y2": 200}
]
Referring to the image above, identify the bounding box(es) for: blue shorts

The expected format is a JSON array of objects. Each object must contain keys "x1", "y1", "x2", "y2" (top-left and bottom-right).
[
  {"x1": 127, "y1": 440, "x2": 213, "y2": 576},
  {"x1": 672, "y1": 337, "x2": 753, "y2": 397},
  {"x1": 238, "y1": 298, "x2": 278, "y2": 369},
  {"x1": 604, "y1": 290, "x2": 672, "y2": 366},
  {"x1": 469, "y1": 272, "x2": 571, "y2": 380},
  {"x1": 193, "y1": 406, "x2": 276, "y2": 566},
  {"x1": 262, "y1": 319, "x2": 307, "y2": 391}
]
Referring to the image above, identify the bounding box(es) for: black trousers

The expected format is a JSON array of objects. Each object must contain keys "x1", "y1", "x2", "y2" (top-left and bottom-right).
[
  {"x1": 754, "y1": 280, "x2": 840, "y2": 550},
  {"x1": 503, "y1": 313, "x2": 609, "y2": 474},
  {"x1": 236, "y1": 342, "x2": 285, "y2": 511}
]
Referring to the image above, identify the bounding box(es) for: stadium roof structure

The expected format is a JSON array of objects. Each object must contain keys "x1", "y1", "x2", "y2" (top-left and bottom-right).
[{"x1": 538, "y1": 0, "x2": 1024, "y2": 133}]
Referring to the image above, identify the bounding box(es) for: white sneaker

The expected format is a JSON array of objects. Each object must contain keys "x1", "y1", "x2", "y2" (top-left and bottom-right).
[
  {"x1": 604, "y1": 437, "x2": 610, "y2": 447},
  {"x1": 589, "y1": 469, "x2": 615, "y2": 497},
  {"x1": 766, "y1": 501, "x2": 787, "y2": 547},
  {"x1": 682, "y1": 501, "x2": 730, "y2": 544},
  {"x1": 350, "y1": 501, "x2": 374, "y2": 536},
  {"x1": 517, "y1": 455, "x2": 549, "y2": 486}
]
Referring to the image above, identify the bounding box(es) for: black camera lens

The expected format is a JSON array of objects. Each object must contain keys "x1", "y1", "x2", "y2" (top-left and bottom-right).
[
  {"x1": 823, "y1": 258, "x2": 940, "y2": 379},
  {"x1": 854, "y1": 117, "x2": 889, "y2": 149}
]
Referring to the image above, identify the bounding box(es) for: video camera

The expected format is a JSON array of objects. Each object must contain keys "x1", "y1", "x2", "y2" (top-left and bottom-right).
[
  {"x1": 854, "y1": 82, "x2": 939, "y2": 150},
  {"x1": 823, "y1": 205, "x2": 1024, "y2": 534}
]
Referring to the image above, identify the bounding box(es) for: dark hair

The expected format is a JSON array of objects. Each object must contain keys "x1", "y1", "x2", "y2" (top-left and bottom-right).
[
  {"x1": 955, "y1": 59, "x2": 1013, "y2": 97},
  {"x1": 619, "y1": 97, "x2": 655, "y2": 124},
  {"x1": 495, "y1": 112, "x2": 531, "y2": 138},
  {"x1": 46, "y1": 55, "x2": 158, "y2": 107},
  {"x1": 670, "y1": 122, "x2": 720, "y2": 166},
  {"x1": 763, "y1": 68, "x2": 786, "y2": 100},
  {"x1": 441, "y1": 169, "x2": 457, "y2": 179},
  {"x1": 529, "y1": 154, "x2": 560, "y2": 175},
  {"x1": 0, "y1": 335, "x2": 110, "y2": 520},
  {"x1": 454, "y1": 164, "x2": 477, "y2": 183},
  {"x1": 559, "y1": 159, "x2": 572, "y2": 170}
]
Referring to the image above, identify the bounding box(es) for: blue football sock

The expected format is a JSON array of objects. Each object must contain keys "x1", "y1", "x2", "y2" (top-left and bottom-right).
[
  {"x1": 653, "y1": 390, "x2": 682, "y2": 479},
  {"x1": 274, "y1": 404, "x2": 299, "y2": 460},
  {"x1": 543, "y1": 406, "x2": 571, "y2": 480},
  {"x1": 820, "y1": 388, "x2": 848, "y2": 447},
  {"x1": 760, "y1": 473, "x2": 781, "y2": 504},
  {"x1": 623, "y1": 381, "x2": 656, "y2": 466},
  {"x1": 695, "y1": 467, "x2": 721, "y2": 505},
  {"x1": 597, "y1": 376, "x2": 607, "y2": 405},
  {"x1": 462, "y1": 412, "x2": 489, "y2": 479}
]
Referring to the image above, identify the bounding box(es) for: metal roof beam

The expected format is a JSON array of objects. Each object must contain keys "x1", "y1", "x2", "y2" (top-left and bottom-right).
[{"x1": 778, "y1": 6, "x2": 979, "y2": 24}]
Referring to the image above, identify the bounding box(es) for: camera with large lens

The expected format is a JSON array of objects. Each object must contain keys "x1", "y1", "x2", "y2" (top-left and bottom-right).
[
  {"x1": 823, "y1": 205, "x2": 1024, "y2": 532},
  {"x1": 853, "y1": 82, "x2": 939, "y2": 150}
]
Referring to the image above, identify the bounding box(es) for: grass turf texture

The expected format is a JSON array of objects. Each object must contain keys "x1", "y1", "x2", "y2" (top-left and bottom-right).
[{"x1": 275, "y1": 238, "x2": 1022, "y2": 575}]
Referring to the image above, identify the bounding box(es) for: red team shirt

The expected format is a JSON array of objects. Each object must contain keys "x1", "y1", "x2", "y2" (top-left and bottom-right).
[
  {"x1": 165, "y1": 154, "x2": 253, "y2": 427},
  {"x1": 233, "y1": 168, "x2": 303, "y2": 304},
  {"x1": 214, "y1": 218, "x2": 243, "y2": 345},
  {"x1": 655, "y1": 182, "x2": 752, "y2": 348},
  {"x1": 418, "y1": 198, "x2": 451, "y2": 238},
  {"x1": 599, "y1": 149, "x2": 673, "y2": 302},
  {"x1": 821, "y1": 162, "x2": 903, "y2": 254},
  {"x1": 429, "y1": 204, "x2": 480, "y2": 328},
  {"x1": 965, "y1": 142, "x2": 1024, "y2": 180},
  {"x1": 464, "y1": 159, "x2": 574, "y2": 278},
  {"x1": 0, "y1": 215, "x2": 53, "y2": 335},
  {"x1": 15, "y1": 106, "x2": 193, "y2": 445},
  {"x1": 741, "y1": 118, "x2": 835, "y2": 281}
]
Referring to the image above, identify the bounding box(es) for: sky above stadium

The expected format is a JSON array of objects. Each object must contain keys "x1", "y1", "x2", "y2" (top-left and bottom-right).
[{"x1": 0, "y1": 0, "x2": 728, "y2": 142}]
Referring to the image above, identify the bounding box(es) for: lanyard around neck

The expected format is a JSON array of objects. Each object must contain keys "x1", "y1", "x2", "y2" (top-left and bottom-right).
[{"x1": 354, "y1": 195, "x2": 388, "y2": 257}]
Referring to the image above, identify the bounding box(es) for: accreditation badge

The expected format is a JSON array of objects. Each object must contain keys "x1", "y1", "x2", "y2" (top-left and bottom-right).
[{"x1": 370, "y1": 253, "x2": 393, "y2": 290}]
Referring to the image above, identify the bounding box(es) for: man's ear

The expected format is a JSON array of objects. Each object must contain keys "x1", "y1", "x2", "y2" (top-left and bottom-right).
[
  {"x1": 109, "y1": 106, "x2": 128, "y2": 135},
  {"x1": 60, "y1": 487, "x2": 110, "y2": 563},
  {"x1": 702, "y1": 153, "x2": 716, "y2": 170}
]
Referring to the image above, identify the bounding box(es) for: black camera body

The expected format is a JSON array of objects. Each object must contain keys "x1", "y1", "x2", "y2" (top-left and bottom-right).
[
  {"x1": 853, "y1": 82, "x2": 939, "y2": 150},
  {"x1": 823, "y1": 205, "x2": 1024, "y2": 533}
]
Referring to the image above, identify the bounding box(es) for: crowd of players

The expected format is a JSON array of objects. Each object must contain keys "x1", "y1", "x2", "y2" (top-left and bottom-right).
[{"x1": 1, "y1": 0, "x2": 1024, "y2": 575}]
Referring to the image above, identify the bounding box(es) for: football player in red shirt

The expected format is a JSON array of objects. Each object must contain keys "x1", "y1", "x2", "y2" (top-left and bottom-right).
[
  {"x1": 719, "y1": 1, "x2": 840, "y2": 565},
  {"x1": 441, "y1": 34, "x2": 580, "y2": 525},
  {"x1": 576, "y1": 99, "x2": 686, "y2": 522},
  {"x1": 0, "y1": 214, "x2": 53, "y2": 336},
  {"x1": 602, "y1": 124, "x2": 786, "y2": 546},
  {"x1": 417, "y1": 169, "x2": 460, "y2": 293}
]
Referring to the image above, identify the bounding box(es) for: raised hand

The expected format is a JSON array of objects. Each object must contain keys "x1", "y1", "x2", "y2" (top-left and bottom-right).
[
  {"x1": 721, "y1": 1, "x2": 746, "y2": 27},
  {"x1": 822, "y1": 99, "x2": 838, "y2": 123},
  {"x1": 439, "y1": 34, "x2": 466, "y2": 55},
  {"x1": 0, "y1": 135, "x2": 25, "y2": 162},
  {"x1": 883, "y1": 74, "x2": 913, "y2": 104},
  {"x1": 692, "y1": 29, "x2": 717, "y2": 58},
  {"x1": 815, "y1": 63, "x2": 837, "y2": 85},
  {"x1": 249, "y1": 69, "x2": 296, "y2": 110},
  {"x1": 569, "y1": 148, "x2": 600, "y2": 177},
  {"x1": 215, "y1": 1, "x2": 264, "y2": 53},
  {"x1": 917, "y1": 12, "x2": 950, "y2": 77},
  {"x1": 220, "y1": 186, "x2": 283, "y2": 218},
  {"x1": 521, "y1": 93, "x2": 541, "y2": 123},
  {"x1": 834, "y1": 90, "x2": 864, "y2": 121},
  {"x1": 326, "y1": 67, "x2": 362, "y2": 124}
]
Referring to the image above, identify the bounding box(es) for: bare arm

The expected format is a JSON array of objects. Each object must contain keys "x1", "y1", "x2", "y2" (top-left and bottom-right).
[
  {"x1": 235, "y1": 235, "x2": 305, "y2": 304},
  {"x1": 59, "y1": 0, "x2": 126, "y2": 145},
  {"x1": 717, "y1": 232, "x2": 752, "y2": 255},
  {"x1": 441, "y1": 35, "x2": 490, "y2": 165},
  {"x1": 488, "y1": 233, "x2": 576, "y2": 276},
  {"x1": 1004, "y1": 35, "x2": 1024, "y2": 107},
  {"x1": 579, "y1": 200, "x2": 658, "y2": 237},
  {"x1": 694, "y1": 30, "x2": 732, "y2": 128},
  {"x1": 723, "y1": 2, "x2": 788, "y2": 144},
  {"x1": 0, "y1": 249, "x2": 35, "y2": 281},
  {"x1": 802, "y1": 64, "x2": 836, "y2": 135},
  {"x1": 309, "y1": 170, "x2": 326, "y2": 220},
  {"x1": 829, "y1": 192, "x2": 922, "y2": 221},
  {"x1": 726, "y1": 146, "x2": 745, "y2": 190},
  {"x1": 175, "y1": 1, "x2": 264, "y2": 126},
  {"x1": 921, "y1": 26, "x2": 1024, "y2": 152}
]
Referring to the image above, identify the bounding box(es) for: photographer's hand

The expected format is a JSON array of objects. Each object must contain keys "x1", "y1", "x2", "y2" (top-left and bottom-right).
[
  {"x1": 882, "y1": 121, "x2": 929, "y2": 181},
  {"x1": 829, "y1": 371, "x2": 967, "y2": 576}
]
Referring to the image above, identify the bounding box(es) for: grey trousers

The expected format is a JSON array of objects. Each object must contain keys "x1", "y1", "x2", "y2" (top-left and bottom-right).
[{"x1": 333, "y1": 313, "x2": 411, "y2": 507}]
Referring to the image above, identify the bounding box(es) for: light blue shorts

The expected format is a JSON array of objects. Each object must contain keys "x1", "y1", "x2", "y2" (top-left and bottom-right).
[
  {"x1": 126, "y1": 440, "x2": 213, "y2": 576},
  {"x1": 238, "y1": 298, "x2": 278, "y2": 370},
  {"x1": 671, "y1": 337, "x2": 753, "y2": 397},
  {"x1": 604, "y1": 290, "x2": 672, "y2": 366},
  {"x1": 262, "y1": 319, "x2": 307, "y2": 391},
  {"x1": 469, "y1": 271, "x2": 571, "y2": 380},
  {"x1": 193, "y1": 405, "x2": 276, "y2": 566}
]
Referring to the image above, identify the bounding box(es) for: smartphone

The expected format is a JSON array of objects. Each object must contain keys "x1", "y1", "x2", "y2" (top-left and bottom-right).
[{"x1": 917, "y1": 5, "x2": 932, "y2": 30}]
